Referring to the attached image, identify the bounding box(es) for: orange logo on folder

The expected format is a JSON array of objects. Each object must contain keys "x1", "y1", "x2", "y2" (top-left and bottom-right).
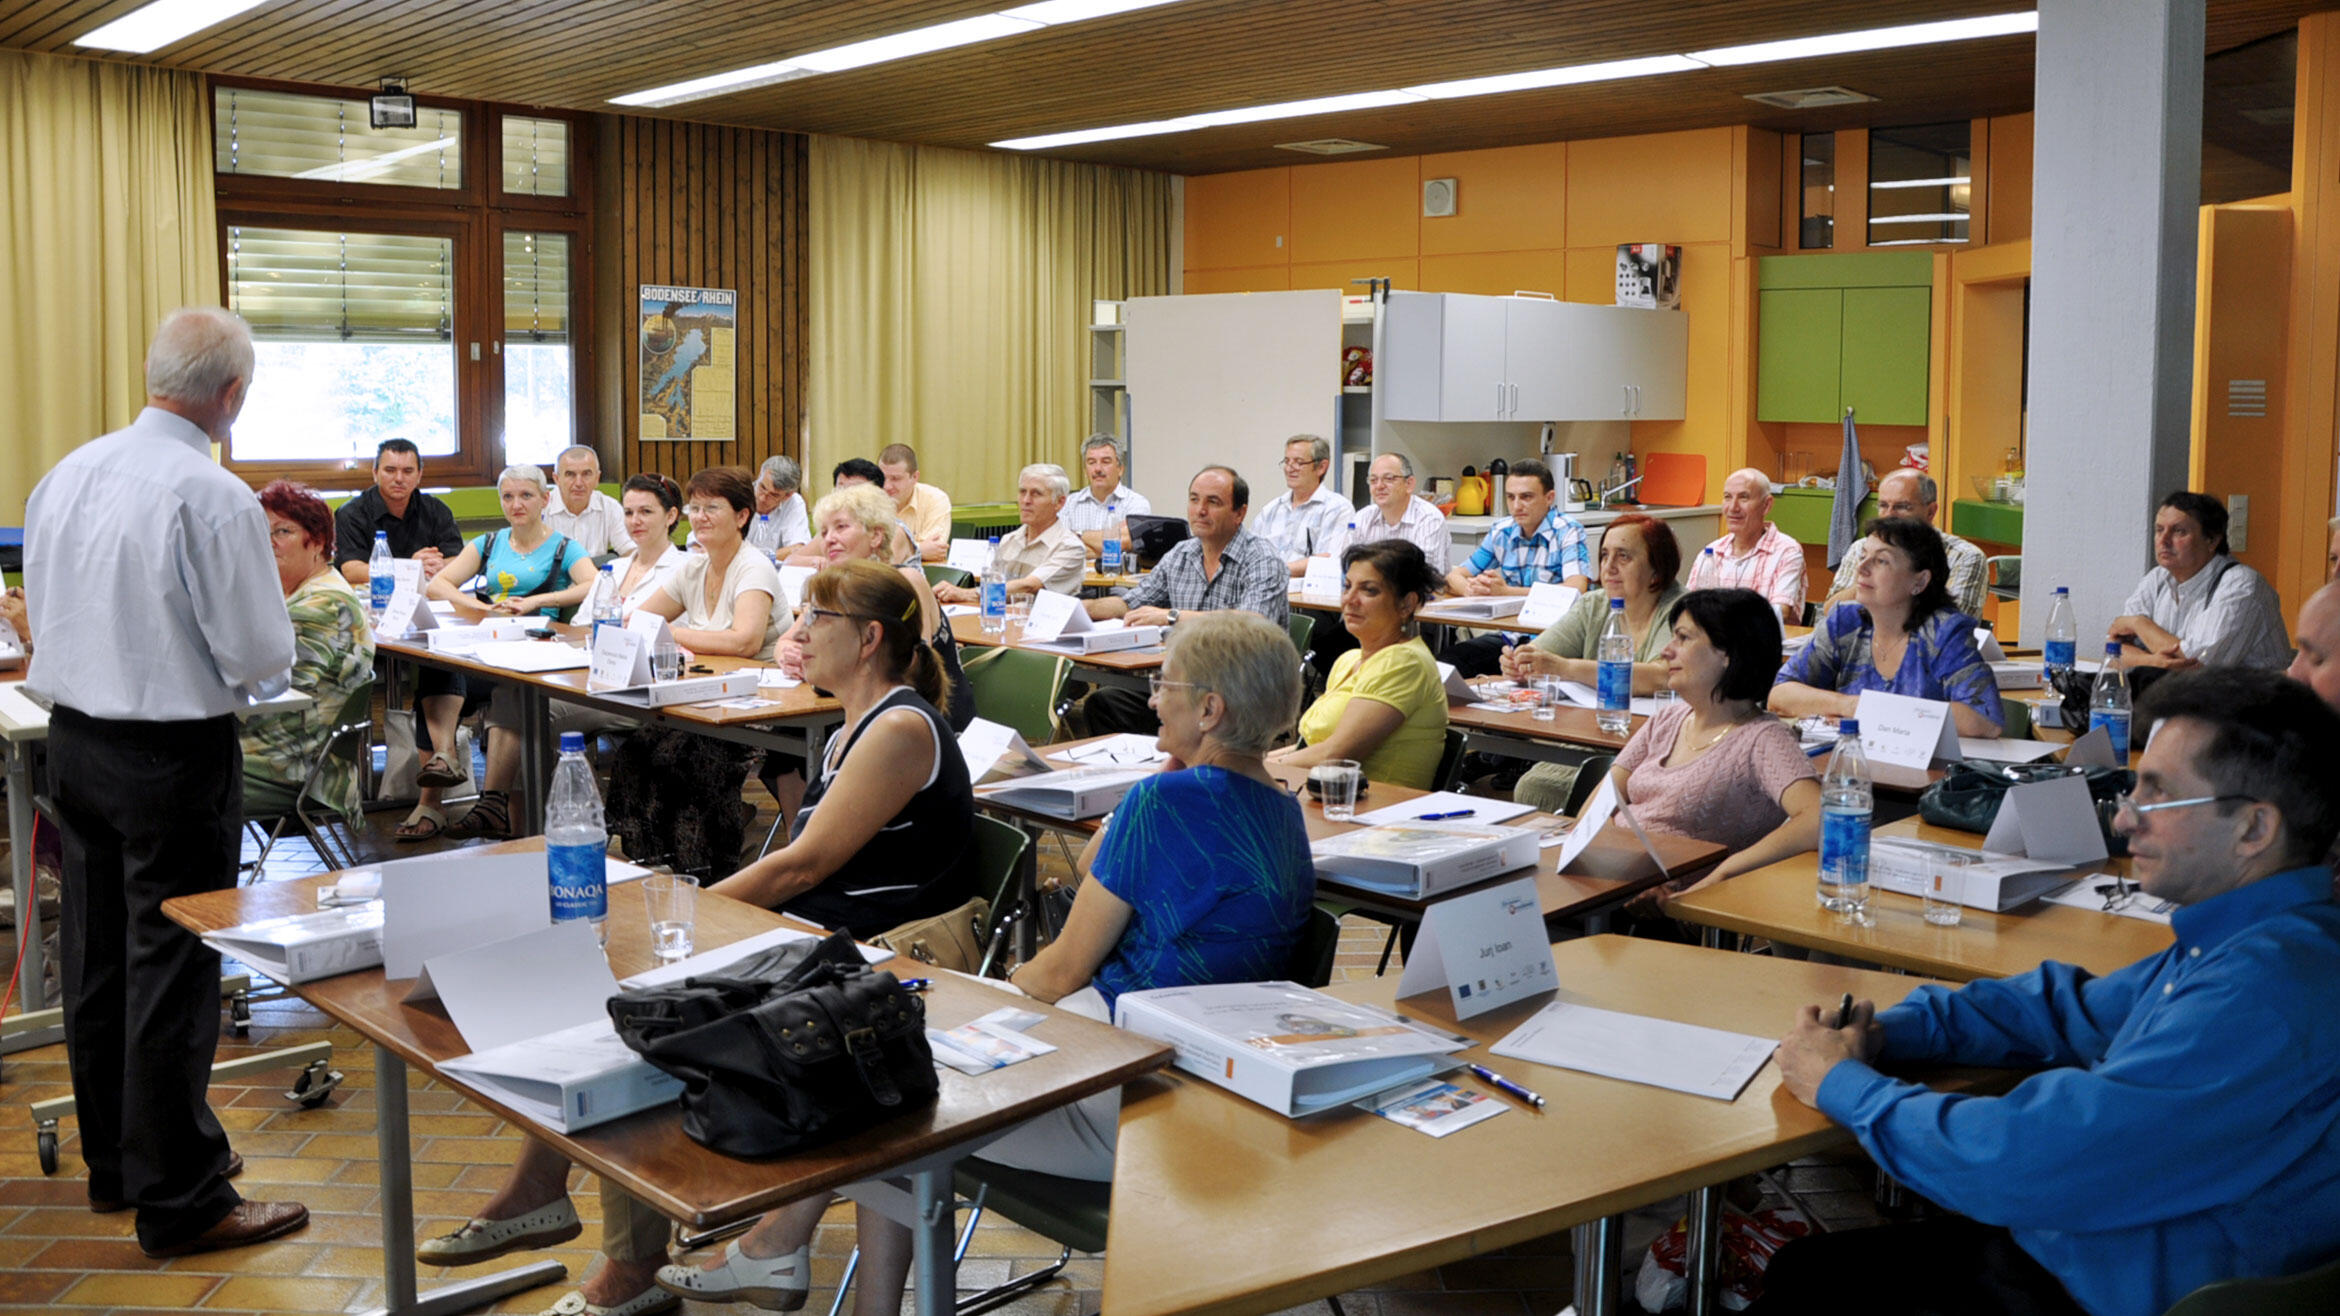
[{"x1": 1225, "y1": 1058, "x2": 1235, "y2": 1079}]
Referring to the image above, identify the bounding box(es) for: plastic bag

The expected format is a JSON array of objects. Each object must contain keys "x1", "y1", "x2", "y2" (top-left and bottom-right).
[{"x1": 1634, "y1": 1203, "x2": 1815, "y2": 1312}]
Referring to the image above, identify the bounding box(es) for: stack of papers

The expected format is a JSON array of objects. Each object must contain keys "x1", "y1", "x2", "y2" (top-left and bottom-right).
[
  {"x1": 974, "y1": 764, "x2": 1150, "y2": 819},
  {"x1": 467, "y1": 640, "x2": 591, "y2": 674},
  {"x1": 1048, "y1": 734, "x2": 1167, "y2": 767},
  {"x1": 1490, "y1": 999, "x2": 1772, "y2": 1101}
]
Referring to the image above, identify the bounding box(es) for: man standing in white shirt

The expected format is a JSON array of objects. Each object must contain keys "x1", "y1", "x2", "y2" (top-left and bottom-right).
[
  {"x1": 543, "y1": 445, "x2": 634, "y2": 556},
  {"x1": 1063, "y1": 434, "x2": 1152, "y2": 555},
  {"x1": 1685, "y1": 467, "x2": 1806, "y2": 625},
  {"x1": 1252, "y1": 434, "x2": 1353, "y2": 575},
  {"x1": 936, "y1": 464, "x2": 1089, "y2": 601},
  {"x1": 25, "y1": 308, "x2": 309, "y2": 1258}
]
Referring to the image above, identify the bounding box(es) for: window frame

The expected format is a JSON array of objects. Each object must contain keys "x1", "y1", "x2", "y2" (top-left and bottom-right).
[{"x1": 211, "y1": 76, "x2": 595, "y2": 491}]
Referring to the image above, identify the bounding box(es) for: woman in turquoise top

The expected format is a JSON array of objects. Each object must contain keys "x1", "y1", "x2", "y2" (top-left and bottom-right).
[
  {"x1": 424, "y1": 464, "x2": 597, "y2": 621},
  {"x1": 1772, "y1": 516, "x2": 2005, "y2": 736}
]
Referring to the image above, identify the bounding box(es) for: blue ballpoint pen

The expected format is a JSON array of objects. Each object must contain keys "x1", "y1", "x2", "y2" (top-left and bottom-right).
[
  {"x1": 1468, "y1": 1063, "x2": 1545, "y2": 1109},
  {"x1": 1416, "y1": 809, "x2": 1476, "y2": 821},
  {"x1": 898, "y1": 978, "x2": 932, "y2": 992}
]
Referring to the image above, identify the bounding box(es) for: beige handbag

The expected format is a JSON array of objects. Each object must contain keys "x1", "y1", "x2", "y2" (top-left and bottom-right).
[{"x1": 869, "y1": 897, "x2": 992, "y2": 974}]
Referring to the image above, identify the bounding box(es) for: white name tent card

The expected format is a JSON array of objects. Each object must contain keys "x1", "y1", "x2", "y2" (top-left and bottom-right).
[
  {"x1": 2064, "y1": 724, "x2": 2118, "y2": 768},
  {"x1": 1853, "y1": 690, "x2": 1960, "y2": 771},
  {"x1": 1395, "y1": 877, "x2": 1557, "y2": 1020},
  {"x1": 588, "y1": 625, "x2": 651, "y2": 692},
  {"x1": 422, "y1": 920, "x2": 615, "y2": 1051},
  {"x1": 380, "y1": 560, "x2": 430, "y2": 635},
  {"x1": 1977, "y1": 628, "x2": 2009, "y2": 662},
  {"x1": 1553, "y1": 774, "x2": 1620, "y2": 873},
  {"x1": 777, "y1": 563, "x2": 816, "y2": 614},
  {"x1": 1515, "y1": 583, "x2": 1582, "y2": 631},
  {"x1": 947, "y1": 538, "x2": 996, "y2": 575},
  {"x1": 1436, "y1": 661, "x2": 1480, "y2": 702},
  {"x1": 624, "y1": 608, "x2": 673, "y2": 648},
  {"x1": 1957, "y1": 736, "x2": 2062, "y2": 764},
  {"x1": 379, "y1": 851, "x2": 550, "y2": 981},
  {"x1": 425, "y1": 616, "x2": 533, "y2": 654},
  {"x1": 1020, "y1": 590, "x2": 1085, "y2": 644},
  {"x1": 1300, "y1": 555, "x2": 1343, "y2": 598},
  {"x1": 958, "y1": 716, "x2": 1051, "y2": 780},
  {"x1": 1982, "y1": 774, "x2": 2109, "y2": 866}
]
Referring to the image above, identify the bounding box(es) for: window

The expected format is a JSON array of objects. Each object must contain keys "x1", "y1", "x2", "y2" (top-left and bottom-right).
[
  {"x1": 213, "y1": 81, "x2": 591, "y2": 487},
  {"x1": 1867, "y1": 121, "x2": 1971, "y2": 247},
  {"x1": 1799, "y1": 133, "x2": 1835, "y2": 250}
]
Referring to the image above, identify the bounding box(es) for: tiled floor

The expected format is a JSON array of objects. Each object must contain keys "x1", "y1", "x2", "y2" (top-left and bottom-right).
[{"x1": 0, "y1": 777, "x2": 1884, "y2": 1315}]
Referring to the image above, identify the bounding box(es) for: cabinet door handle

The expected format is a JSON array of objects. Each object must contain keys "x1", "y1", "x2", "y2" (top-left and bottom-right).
[
  {"x1": 1496, "y1": 381, "x2": 1506, "y2": 416},
  {"x1": 1508, "y1": 382, "x2": 1519, "y2": 415},
  {"x1": 1630, "y1": 384, "x2": 1640, "y2": 416}
]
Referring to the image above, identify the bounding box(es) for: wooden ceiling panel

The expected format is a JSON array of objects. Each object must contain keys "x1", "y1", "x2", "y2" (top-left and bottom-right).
[{"x1": 0, "y1": 0, "x2": 2327, "y2": 173}]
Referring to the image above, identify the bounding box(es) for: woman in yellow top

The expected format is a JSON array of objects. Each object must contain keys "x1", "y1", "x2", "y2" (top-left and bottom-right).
[{"x1": 1269, "y1": 539, "x2": 1448, "y2": 788}]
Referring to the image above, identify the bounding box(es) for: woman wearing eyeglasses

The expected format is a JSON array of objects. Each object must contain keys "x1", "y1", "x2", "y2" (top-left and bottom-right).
[{"x1": 424, "y1": 557, "x2": 976, "y2": 1316}]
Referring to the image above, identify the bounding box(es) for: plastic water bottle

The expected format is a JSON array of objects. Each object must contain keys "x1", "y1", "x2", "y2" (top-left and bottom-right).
[
  {"x1": 545, "y1": 731, "x2": 608, "y2": 948},
  {"x1": 1100, "y1": 518, "x2": 1125, "y2": 573},
  {"x1": 1596, "y1": 597, "x2": 1632, "y2": 734},
  {"x1": 2043, "y1": 587, "x2": 2077, "y2": 683},
  {"x1": 590, "y1": 565, "x2": 621, "y2": 646},
  {"x1": 753, "y1": 512, "x2": 774, "y2": 559},
  {"x1": 368, "y1": 531, "x2": 394, "y2": 616},
  {"x1": 979, "y1": 535, "x2": 1007, "y2": 634},
  {"x1": 2090, "y1": 642, "x2": 2132, "y2": 768},
  {"x1": 1817, "y1": 719, "x2": 1873, "y2": 921}
]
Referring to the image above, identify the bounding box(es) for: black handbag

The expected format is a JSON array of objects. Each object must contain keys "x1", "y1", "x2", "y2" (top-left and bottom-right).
[
  {"x1": 607, "y1": 931, "x2": 938, "y2": 1158},
  {"x1": 1917, "y1": 760, "x2": 2135, "y2": 856}
]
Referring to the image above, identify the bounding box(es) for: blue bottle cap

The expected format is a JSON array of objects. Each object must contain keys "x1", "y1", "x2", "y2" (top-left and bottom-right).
[
  {"x1": 2105, "y1": 642, "x2": 2121, "y2": 656},
  {"x1": 559, "y1": 731, "x2": 585, "y2": 753},
  {"x1": 1838, "y1": 719, "x2": 1859, "y2": 736},
  {"x1": 1609, "y1": 596, "x2": 1625, "y2": 608}
]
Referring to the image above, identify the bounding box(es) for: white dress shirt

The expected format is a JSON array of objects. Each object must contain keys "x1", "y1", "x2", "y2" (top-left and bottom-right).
[
  {"x1": 1063, "y1": 483, "x2": 1152, "y2": 533},
  {"x1": 544, "y1": 489, "x2": 634, "y2": 556},
  {"x1": 1251, "y1": 484, "x2": 1353, "y2": 564},
  {"x1": 2121, "y1": 555, "x2": 2293, "y2": 669},
  {"x1": 1320, "y1": 496, "x2": 1452, "y2": 576},
  {"x1": 26, "y1": 407, "x2": 295, "y2": 719},
  {"x1": 770, "y1": 492, "x2": 811, "y2": 547},
  {"x1": 599, "y1": 547, "x2": 691, "y2": 614},
  {"x1": 994, "y1": 518, "x2": 1090, "y2": 594}
]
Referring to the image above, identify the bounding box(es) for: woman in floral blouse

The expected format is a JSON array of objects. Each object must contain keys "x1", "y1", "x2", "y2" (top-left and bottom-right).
[{"x1": 241, "y1": 481, "x2": 374, "y2": 819}]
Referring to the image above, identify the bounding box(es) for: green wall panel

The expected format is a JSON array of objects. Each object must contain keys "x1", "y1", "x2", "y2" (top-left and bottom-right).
[
  {"x1": 1756, "y1": 288, "x2": 1844, "y2": 423},
  {"x1": 1839, "y1": 286, "x2": 1932, "y2": 426}
]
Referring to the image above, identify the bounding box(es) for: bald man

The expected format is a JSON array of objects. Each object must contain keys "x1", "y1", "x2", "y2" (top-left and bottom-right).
[
  {"x1": 1684, "y1": 467, "x2": 1806, "y2": 624},
  {"x1": 2326, "y1": 515, "x2": 2338, "y2": 583},
  {"x1": 2291, "y1": 582, "x2": 2339, "y2": 712},
  {"x1": 1821, "y1": 469, "x2": 1987, "y2": 616}
]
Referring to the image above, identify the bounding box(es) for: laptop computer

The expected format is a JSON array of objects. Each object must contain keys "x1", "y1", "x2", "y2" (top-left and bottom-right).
[{"x1": 1124, "y1": 514, "x2": 1191, "y2": 569}]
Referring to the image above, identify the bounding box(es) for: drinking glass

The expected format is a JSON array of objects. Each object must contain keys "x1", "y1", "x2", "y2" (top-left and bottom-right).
[
  {"x1": 643, "y1": 872, "x2": 700, "y2": 962},
  {"x1": 1924, "y1": 854, "x2": 1972, "y2": 927},
  {"x1": 1312, "y1": 760, "x2": 1362, "y2": 821}
]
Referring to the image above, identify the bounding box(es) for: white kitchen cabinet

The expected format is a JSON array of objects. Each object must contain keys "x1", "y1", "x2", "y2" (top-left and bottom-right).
[{"x1": 1380, "y1": 291, "x2": 1687, "y2": 423}]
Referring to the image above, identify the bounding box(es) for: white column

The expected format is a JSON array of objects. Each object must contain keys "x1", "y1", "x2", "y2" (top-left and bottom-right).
[{"x1": 2020, "y1": 0, "x2": 2204, "y2": 644}]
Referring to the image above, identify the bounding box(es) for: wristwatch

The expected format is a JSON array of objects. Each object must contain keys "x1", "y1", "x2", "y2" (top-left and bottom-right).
[{"x1": 1165, "y1": 609, "x2": 1181, "y2": 626}]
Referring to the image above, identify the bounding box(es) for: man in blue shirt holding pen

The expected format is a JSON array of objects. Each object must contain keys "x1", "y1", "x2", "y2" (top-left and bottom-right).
[{"x1": 1759, "y1": 667, "x2": 2340, "y2": 1316}]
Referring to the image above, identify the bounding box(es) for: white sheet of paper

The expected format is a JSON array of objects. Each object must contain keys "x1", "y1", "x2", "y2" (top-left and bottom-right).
[
  {"x1": 421, "y1": 920, "x2": 616, "y2": 1050},
  {"x1": 1957, "y1": 736, "x2": 2062, "y2": 764},
  {"x1": 1516, "y1": 583, "x2": 1583, "y2": 631},
  {"x1": 1021, "y1": 589, "x2": 1086, "y2": 643},
  {"x1": 1983, "y1": 775, "x2": 2109, "y2": 865},
  {"x1": 777, "y1": 563, "x2": 816, "y2": 613},
  {"x1": 467, "y1": 641, "x2": 592, "y2": 674},
  {"x1": 587, "y1": 625, "x2": 650, "y2": 692},
  {"x1": 757, "y1": 668, "x2": 802, "y2": 690},
  {"x1": 1049, "y1": 733, "x2": 1166, "y2": 767},
  {"x1": 1395, "y1": 877, "x2": 1556, "y2": 1019},
  {"x1": 1490, "y1": 999, "x2": 1773, "y2": 1101},
  {"x1": 1854, "y1": 690, "x2": 1960, "y2": 771},
  {"x1": 1556, "y1": 680, "x2": 1600, "y2": 709},
  {"x1": 1352, "y1": 792, "x2": 1535, "y2": 827},
  {"x1": 616, "y1": 926, "x2": 893, "y2": 991},
  {"x1": 1299, "y1": 555, "x2": 1343, "y2": 598},
  {"x1": 2042, "y1": 874, "x2": 2175, "y2": 924},
  {"x1": 958, "y1": 716, "x2": 1051, "y2": 779},
  {"x1": 947, "y1": 538, "x2": 995, "y2": 575},
  {"x1": 1553, "y1": 774, "x2": 1619, "y2": 873},
  {"x1": 2064, "y1": 724, "x2": 2118, "y2": 767},
  {"x1": 380, "y1": 851, "x2": 549, "y2": 980}
]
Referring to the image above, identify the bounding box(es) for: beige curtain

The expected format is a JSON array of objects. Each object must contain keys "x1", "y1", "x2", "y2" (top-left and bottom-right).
[
  {"x1": 0, "y1": 51, "x2": 219, "y2": 520},
  {"x1": 809, "y1": 135, "x2": 1171, "y2": 508}
]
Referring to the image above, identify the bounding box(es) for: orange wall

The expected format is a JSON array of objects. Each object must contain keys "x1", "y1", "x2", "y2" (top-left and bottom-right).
[{"x1": 1182, "y1": 127, "x2": 1778, "y2": 503}]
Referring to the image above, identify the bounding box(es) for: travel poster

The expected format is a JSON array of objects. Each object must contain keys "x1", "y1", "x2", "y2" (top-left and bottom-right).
[{"x1": 638, "y1": 284, "x2": 737, "y2": 440}]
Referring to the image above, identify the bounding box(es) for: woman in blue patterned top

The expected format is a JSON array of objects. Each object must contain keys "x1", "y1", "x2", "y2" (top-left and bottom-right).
[{"x1": 1772, "y1": 516, "x2": 2005, "y2": 737}]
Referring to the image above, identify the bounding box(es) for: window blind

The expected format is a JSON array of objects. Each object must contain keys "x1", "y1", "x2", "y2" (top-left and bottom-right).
[
  {"x1": 228, "y1": 226, "x2": 453, "y2": 343},
  {"x1": 501, "y1": 116, "x2": 571, "y2": 197},
  {"x1": 504, "y1": 232, "x2": 571, "y2": 342},
  {"x1": 215, "y1": 86, "x2": 464, "y2": 189}
]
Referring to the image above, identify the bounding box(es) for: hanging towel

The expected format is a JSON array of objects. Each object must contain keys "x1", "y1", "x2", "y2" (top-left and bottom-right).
[{"x1": 1826, "y1": 409, "x2": 1869, "y2": 569}]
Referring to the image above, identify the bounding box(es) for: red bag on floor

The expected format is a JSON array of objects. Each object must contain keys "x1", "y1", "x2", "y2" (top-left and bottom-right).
[{"x1": 1634, "y1": 1204, "x2": 1814, "y2": 1312}]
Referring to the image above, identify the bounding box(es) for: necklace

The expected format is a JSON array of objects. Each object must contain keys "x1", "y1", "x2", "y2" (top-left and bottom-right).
[{"x1": 1679, "y1": 713, "x2": 1741, "y2": 756}]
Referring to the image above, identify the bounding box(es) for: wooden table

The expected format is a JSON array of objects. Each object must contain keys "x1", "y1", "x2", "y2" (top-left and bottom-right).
[
  {"x1": 375, "y1": 629, "x2": 842, "y2": 835},
  {"x1": 161, "y1": 841, "x2": 1171, "y2": 1316},
  {"x1": 1446, "y1": 695, "x2": 1638, "y2": 765},
  {"x1": 1101, "y1": 935, "x2": 2007, "y2": 1316},
  {"x1": 1666, "y1": 816, "x2": 2171, "y2": 981},
  {"x1": 949, "y1": 613, "x2": 1163, "y2": 693}
]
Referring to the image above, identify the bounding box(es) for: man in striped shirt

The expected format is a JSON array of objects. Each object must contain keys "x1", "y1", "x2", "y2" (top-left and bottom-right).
[{"x1": 1686, "y1": 467, "x2": 1806, "y2": 625}]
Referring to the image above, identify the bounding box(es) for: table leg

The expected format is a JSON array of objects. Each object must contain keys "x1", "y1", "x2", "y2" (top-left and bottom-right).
[
  {"x1": 1573, "y1": 1215, "x2": 1624, "y2": 1315},
  {"x1": 366, "y1": 1046, "x2": 564, "y2": 1316},
  {"x1": 515, "y1": 684, "x2": 551, "y2": 837},
  {"x1": 910, "y1": 1164, "x2": 954, "y2": 1316},
  {"x1": 1684, "y1": 1184, "x2": 1724, "y2": 1316},
  {"x1": 1014, "y1": 822, "x2": 1042, "y2": 961}
]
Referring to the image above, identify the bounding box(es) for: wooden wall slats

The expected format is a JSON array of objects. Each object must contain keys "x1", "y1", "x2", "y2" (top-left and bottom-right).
[{"x1": 603, "y1": 113, "x2": 809, "y2": 488}]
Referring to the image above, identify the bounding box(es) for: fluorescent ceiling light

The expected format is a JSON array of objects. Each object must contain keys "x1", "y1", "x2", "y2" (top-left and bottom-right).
[
  {"x1": 1871, "y1": 176, "x2": 1973, "y2": 189},
  {"x1": 614, "y1": 0, "x2": 1189, "y2": 106},
  {"x1": 1869, "y1": 213, "x2": 1972, "y2": 223},
  {"x1": 291, "y1": 136, "x2": 457, "y2": 183},
  {"x1": 1191, "y1": 89, "x2": 1426, "y2": 127},
  {"x1": 1405, "y1": 54, "x2": 1705, "y2": 100},
  {"x1": 993, "y1": 120, "x2": 1198, "y2": 150},
  {"x1": 1687, "y1": 12, "x2": 2037, "y2": 67},
  {"x1": 74, "y1": 0, "x2": 270, "y2": 53}
]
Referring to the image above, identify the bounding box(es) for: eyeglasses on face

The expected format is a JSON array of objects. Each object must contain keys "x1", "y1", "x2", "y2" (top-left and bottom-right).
[
  {"x1": 1146, "y1": 672, "x2": 1199, "y2": 700},
  {"x1": 2111, "y1": 791, "x2": 2253, "y2": 825},
  {"x1": 1366, "y1": 474, "x2": 1406, "y2": 487}
]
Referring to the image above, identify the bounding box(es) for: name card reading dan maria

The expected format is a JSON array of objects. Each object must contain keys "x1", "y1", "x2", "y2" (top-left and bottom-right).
[
  {"x1": 1397, "y1": 876, "x2": 1557, "y2": 1020},
  {"x1": 1853, "y1": 689, "x2": 1959, "y2": 771}
]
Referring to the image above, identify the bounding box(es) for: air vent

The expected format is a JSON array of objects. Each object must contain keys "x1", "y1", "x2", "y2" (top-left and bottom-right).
[
  {"x1": 2227, "y1": 379, "x2": 2268, "y2": 417},
  {"x1": 1744, "y1": 86, "x2": 1879, "y2": 110},
  {"x1": 1274, "y1": 138, "x2": 1388, "y2": 156}
]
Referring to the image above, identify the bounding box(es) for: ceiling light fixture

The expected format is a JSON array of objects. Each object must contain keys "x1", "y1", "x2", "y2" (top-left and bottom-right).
[
  {"x1": 1870, "y1": 176, "x2": 1974, "y2": 190},
  {"x1": 995, "y1": 9, "x2": 2037, "y2": 150},
  {"x1": 74, "y1": 0, "x2": 270, "y2": 53},
  {"x1": 612, "y1": 0, "x2": 1188, "y2": 107}
]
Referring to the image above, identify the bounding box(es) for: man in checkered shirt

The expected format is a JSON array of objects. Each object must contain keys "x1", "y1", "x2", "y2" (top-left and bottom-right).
[
  {"x1": 1686, "y1": 467, "x2": 1807, "y2": 625},
  {"x1": 1445, "y1": 458, "x2": 1593, "y2": 674}
]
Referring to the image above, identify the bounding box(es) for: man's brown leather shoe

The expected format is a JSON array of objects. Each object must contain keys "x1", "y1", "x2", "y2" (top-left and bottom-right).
[
  {"x1": 91, "y1": 1151, "x2": 242, "y2": 1214},
  {"x1": 141, "y1": 1199, "x2": 309, "y2": 1258}
]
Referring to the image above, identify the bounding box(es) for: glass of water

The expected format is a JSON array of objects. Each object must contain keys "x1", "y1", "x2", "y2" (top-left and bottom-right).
[
  {"x1": 643, "y1": 871, "x2": 700, "y2": 962},
  {"x1": 1312, "y1": 760, "x2": 1363, "y2": 821},
  {"x1": 1924, "y1": 854, "x2": 1972, "y2": 927},
  {"x1": 1533, "y1": 677, "x2": 1564, "y2": 722}
]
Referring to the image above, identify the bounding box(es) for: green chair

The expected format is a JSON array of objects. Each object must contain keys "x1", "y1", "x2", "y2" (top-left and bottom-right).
[
  {"x1": 1987, "y1": 554, "x2": 2022, "y2": 602},
  {"x1": 1563, "y1": 752, "x2": 1616, "y2": 816},
  {"x1": 1997, "y1": 695, "x2": 2033, "y2": 740},
  {"x1": 1287, "y1": 904, "x2": 1343, "y2": 989},
  {"x1": 1433, "y1": 727, "x2": 1468, "y2": 791},
  {"x1": 969, "y1": 813, "x2": 1033, "y2": 978},
  {"x1": 242, "y1": 683, "x2": 375, "y2": 877},
  {"x1": 2163, "y1": 1255, "x2": 2340, "y2": 1315},
  {"x1": 1286, "y1": 612, "x2": 1315, "y2": 656},
  {"x1": 924, "y1": 564, "x2": 973, "y2": 590},
  {"x1": 961, "y1": 645, "x2": 1070, "y2": 745}
]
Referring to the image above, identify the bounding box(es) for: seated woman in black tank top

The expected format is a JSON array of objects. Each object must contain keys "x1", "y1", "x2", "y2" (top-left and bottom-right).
[{"x1": 414, "y1": 557, "x2": 975, "y2": 1316}]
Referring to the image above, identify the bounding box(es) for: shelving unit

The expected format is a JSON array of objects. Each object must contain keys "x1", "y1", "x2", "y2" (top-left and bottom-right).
[{"x1": 1089, "y1": 301, "x2": 1128, "y2": 445}]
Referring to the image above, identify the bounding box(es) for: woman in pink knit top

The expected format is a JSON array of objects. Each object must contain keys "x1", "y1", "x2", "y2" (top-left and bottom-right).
[{"x1": 1610, "y1": 587, "x2": 1822, "y2": 911}]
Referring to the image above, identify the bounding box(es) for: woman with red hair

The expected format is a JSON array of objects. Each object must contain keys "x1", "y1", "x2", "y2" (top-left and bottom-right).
[{"x1": 243, "y1": 480, "x2": 375, "y2": 820}]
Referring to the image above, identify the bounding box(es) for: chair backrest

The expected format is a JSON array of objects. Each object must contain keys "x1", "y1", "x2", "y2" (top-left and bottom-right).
[
  {"x1": 961, "y1": 646, "x2": 1069, "y2": 745},
  {"x1": 1285, "y1": 613, "x2": 1314, "y2": 657},
  {"x1": 925, "y1": 564, "x2": 973, "y2": 590},
  {"x1": 1433, "y1": 726, "x2": 1468, "y2": 791},
  {"x1": 1563, "y1": 752, "x2": 1616, "y2": 816},
  {"x1": 2162, "y1": 1254, "x2": 2340, "y2": 1316},
  {"x1": 969, "y1": 813, "x2": 1032, "y2": 914},
  {"x1": 1986, "y1": 554, "x2": 2021, "y2": 591},
  {"x1": 1997, "y1": 695, "x2": 2032, "y2": 740},
  {"x1": 1286, "y1": 905, "x2": 1342, "y2": 988}
]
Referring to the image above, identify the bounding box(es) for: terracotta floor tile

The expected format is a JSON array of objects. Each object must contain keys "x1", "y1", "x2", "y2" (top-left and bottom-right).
[
  {"x1": 283, "y1": 1210, "x2": 391, "y2": 1245},
  {"x1": 231, "y1": 1154, "x2": 346, "y2": 1185},
  {"x1": 163, "y1": 1241, "x2": 325, "y2": 1278},
  {"x1": 0, "y1": 1271, "x2": 75, "y2": 1305},
  {"x1": 296, "y1": 1133, "x2": 382, "y2": 1161},
  {"x1": 27, "y1": 1237, "x2": 166, "y2": 1271},
  {"x1": 200, "y1": 1274, "x2": 364, "y2": 1309},
  {"x1": 0, "y1": 1178, "x2": 98, "y2": 1208},
  {"x1": 1, "y1": 1205, "x2": 137, "y2": 1239},
  {"x1": 55, "y1": 1271, "x2": 223, "y2": 1308},
  {"x1": 298, "y1": 1242, "x2": 386, "y2": 1278}
]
